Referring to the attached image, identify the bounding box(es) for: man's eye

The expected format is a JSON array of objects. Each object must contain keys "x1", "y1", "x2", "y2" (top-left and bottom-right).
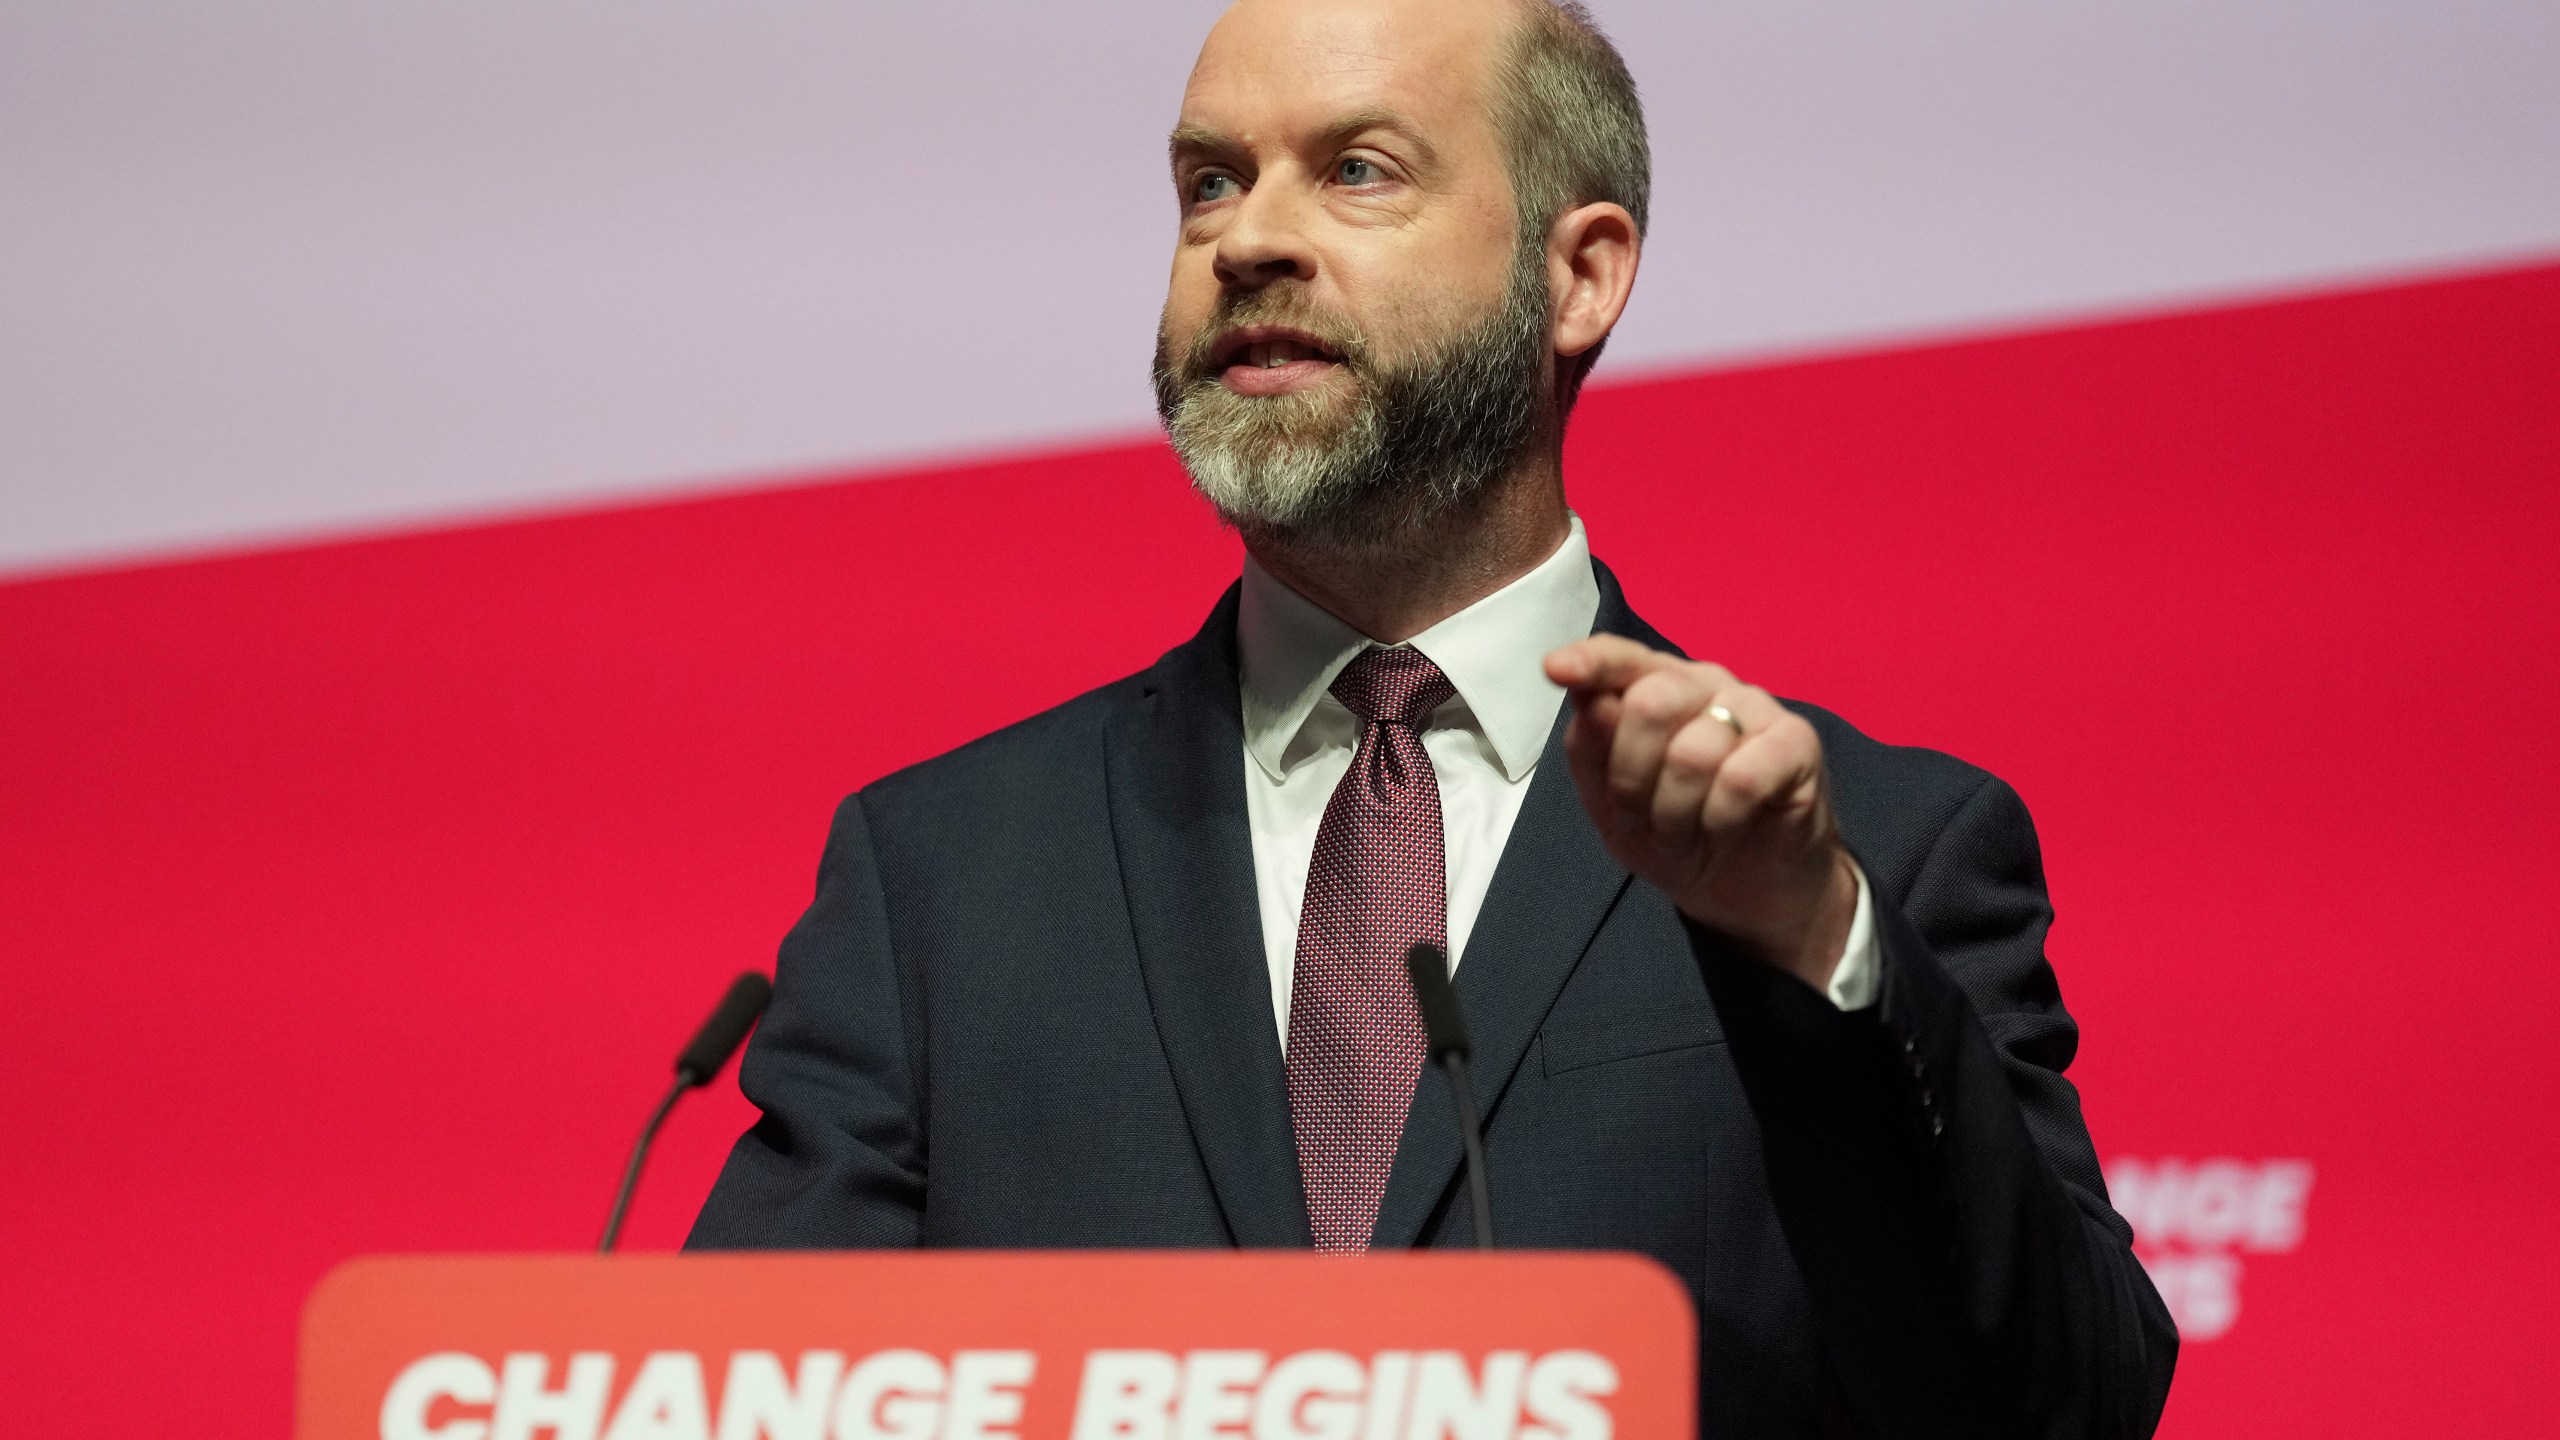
[
  {"x1": 1192, "y1": 172, "x2": 1241, "y2": 204},
  {"x1": 1334, "y1": 157, "x2": 1382, "y2": 186}
]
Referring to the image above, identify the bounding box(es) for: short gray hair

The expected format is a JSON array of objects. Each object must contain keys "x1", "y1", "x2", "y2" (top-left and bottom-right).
[{"x1": 1490, "y1": 1, "x2": 1649, "y2": 393}]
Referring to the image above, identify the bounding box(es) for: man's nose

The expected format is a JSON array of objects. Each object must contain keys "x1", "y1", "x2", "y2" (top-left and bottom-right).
[{"x1": 1212, "y1": 176, "x2": 1317, "y2": 290}]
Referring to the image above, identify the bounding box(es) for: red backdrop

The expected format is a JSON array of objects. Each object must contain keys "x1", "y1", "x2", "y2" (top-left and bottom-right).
[{"x1": 3, "y1": 261, "x2": 2554, "y2": 1435}]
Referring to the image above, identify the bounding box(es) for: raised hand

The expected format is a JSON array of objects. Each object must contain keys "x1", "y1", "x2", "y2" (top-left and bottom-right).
[{"x1": 1543, "y1": 634, "x2": 1860, "y2": 991}]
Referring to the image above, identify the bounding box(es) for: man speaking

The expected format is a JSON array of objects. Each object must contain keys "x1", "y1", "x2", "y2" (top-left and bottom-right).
[{"x1": 692, "y1": 0, "x2": 2178, "y2": 1433}]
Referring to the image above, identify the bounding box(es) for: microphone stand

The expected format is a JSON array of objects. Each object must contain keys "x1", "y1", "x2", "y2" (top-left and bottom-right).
[
  {"x1": 600, "y1": 1075, "x2": 690, "y2": 1254},
  {"x1": 599, "y1": 971, "x2": 773, "y2": 1253},
  {"x1": 1439, "y1": 1047, "x2": 1494, "y2": 1250},
  {"x1": 1405, "y1": 942, "x2": 1493, "y2": 1250}
]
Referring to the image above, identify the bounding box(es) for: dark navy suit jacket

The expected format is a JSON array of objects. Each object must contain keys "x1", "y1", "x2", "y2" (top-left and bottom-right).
[{"x1": 692, "y1": 562, "x2": 2177, "y2": 1439}]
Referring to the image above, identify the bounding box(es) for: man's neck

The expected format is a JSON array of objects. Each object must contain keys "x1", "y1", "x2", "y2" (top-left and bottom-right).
[{"x1": 1244, "y1": 468, "x2": 1573, "y2": 644}]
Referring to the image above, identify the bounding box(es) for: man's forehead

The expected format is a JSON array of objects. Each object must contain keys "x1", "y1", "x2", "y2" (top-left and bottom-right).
[{"x1": 1177, "y1": 0, "x2": 1517, "y2": 144}]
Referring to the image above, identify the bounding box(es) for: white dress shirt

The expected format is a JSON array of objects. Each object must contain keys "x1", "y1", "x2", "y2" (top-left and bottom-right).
[{"x1": 1236, "y1": 515, "x2": 1878, "y2": 1044}]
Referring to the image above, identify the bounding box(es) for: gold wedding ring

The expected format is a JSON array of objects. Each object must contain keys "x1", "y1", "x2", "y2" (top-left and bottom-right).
[{"x1": 1706, "y1": 702, "x2": 1745, "y2": 740}]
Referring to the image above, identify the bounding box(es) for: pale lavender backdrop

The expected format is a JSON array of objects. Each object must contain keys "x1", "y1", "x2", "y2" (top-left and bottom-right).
[{"x1": 3, "y1": 0, "x2": 2555, "y2": 575}]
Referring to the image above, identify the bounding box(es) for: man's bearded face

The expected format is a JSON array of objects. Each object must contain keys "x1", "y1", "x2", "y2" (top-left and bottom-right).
[{"x1": 1153, "y1": 242, "x2": 1551, "y2": 550}]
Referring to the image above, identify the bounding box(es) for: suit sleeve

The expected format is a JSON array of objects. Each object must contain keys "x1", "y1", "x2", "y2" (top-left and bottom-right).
[
  {"x1": 1690, "y1": 774, "x2": 2177, "y2": 1440},
  {"x1": 688, "y1": 792, "x2": 927, "y2": 1248}
]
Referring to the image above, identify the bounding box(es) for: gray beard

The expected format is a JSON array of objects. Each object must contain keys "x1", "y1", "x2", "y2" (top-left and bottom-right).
[{"x1": 1152, "y1": 248, "x2": 1551, "y2": 555}]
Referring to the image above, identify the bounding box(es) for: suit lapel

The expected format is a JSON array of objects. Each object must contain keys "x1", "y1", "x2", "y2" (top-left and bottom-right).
[
  {"x1": 1103, "y1": 586, "x2": 1313, "y2": 1248},
  {"x1": 1368, "y1": 560, "x2": 1676, "y2": 1248}
]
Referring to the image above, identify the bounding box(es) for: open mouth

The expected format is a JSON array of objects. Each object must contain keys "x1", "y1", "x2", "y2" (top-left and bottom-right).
[{"x1": 1208, "y1": 325, "x2": 1348, "y2": 395}]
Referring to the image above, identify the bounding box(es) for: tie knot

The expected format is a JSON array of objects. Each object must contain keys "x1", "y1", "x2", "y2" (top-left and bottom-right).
[{"x1": 1330, "y1": 646, "x2": 1455, "y2": 729}]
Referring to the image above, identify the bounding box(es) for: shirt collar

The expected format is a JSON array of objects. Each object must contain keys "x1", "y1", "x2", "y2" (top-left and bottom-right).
[{"x1": 1237, "y1": 514, "x2": 1599, "y2": 784}]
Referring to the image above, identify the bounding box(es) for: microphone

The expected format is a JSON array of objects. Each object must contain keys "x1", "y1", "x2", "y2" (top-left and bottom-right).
[
  {"x1": 1404, "y1": 941, "x2": 1492, "y2": 1249},
  {"x1": 600, "y1": 970, "x2": 773, "y2": 1253}
]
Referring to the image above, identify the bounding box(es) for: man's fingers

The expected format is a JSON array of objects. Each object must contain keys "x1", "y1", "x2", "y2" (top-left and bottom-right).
[
  {"x1": 1555, "y1": 642, "x2": 1768, "y2": 844},
  {"x1": 1648, "y1": 683, "x2": 1780, "y2": 836},
  {"x1": 1554, "y1": 645, "x2": 1817, "y2": 867},
  {"x1": 1545, "y1": 634, "x2": 1711, "y2": 695},
  {"x1": 1604, "y1": 666, "x2": 1721, "y2": 812},
  {"x1": 1543, "y1": 634, "x2": 1650, "y2": 689},
  {"x1": 1557, "y1": 653, "x2": 1843, "y2": 966},
  {"x1": 1647, "y1": 714, "x2": 1730, "y2": 842},
  {"x1": 1700, "y1": 702, "x2": 1816, "y2": 833},
  {"x1": 1710, "y1": 684, "x2": 1788, "y2": 742}
]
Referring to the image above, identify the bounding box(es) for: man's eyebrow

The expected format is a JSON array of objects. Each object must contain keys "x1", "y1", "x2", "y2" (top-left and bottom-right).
[
  {"x1": 1314, "y1": 107, "x2": 1440, "y2": 169},
  {"x1": 1168, "y1": 123, "x2": 1240, "y2": 167},
  {"x1": 1166, "y1": 109, "x2": 1442, "y2": 170}
]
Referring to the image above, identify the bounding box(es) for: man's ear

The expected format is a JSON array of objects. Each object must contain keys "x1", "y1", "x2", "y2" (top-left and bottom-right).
[{"x1": 1547, "y1": 201, "x2": 1640, "y2": 362}]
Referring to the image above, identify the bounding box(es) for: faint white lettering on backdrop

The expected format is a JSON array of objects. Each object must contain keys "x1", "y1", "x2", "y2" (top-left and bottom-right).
[{"x1": 2105, "y1": 1157, "x2": 2314, "y2": 1341}]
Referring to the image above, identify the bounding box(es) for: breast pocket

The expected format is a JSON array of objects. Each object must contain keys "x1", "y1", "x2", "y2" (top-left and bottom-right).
[{"x1": 1538, "y1": 1002, "x2": 1725, "y2": 1076}]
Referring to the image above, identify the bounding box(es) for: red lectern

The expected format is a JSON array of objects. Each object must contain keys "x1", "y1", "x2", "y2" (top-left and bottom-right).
[{"x1": 298, "y1": 1252, "x2": 1693, "y2": 1439}]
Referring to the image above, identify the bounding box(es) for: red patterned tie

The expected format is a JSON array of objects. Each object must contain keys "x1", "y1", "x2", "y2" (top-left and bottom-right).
[{"x1": 1286, "y1": 646, "x2": 1456, "y2": 1252}]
